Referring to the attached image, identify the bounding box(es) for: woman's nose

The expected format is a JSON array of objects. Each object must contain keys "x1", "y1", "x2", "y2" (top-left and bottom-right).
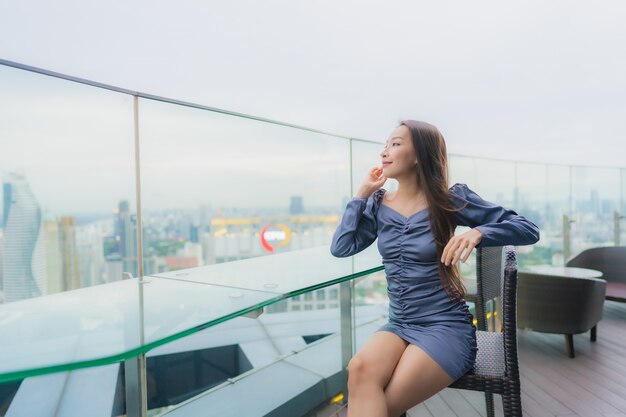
[{"x1": 380, "y1": 148, "x2": 388, "y2": 157}]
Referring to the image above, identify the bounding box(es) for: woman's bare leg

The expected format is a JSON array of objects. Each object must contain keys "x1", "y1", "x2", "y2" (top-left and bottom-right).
[
  {"x1": 383, "y1": 345, "x2": 455, "y2": 417},
  {"x1": 347, "y1": 331, "x2": 408, "y2": 417}
]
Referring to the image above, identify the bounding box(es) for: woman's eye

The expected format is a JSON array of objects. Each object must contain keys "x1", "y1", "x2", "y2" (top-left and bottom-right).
[{"x1": 392, "y1": 143, "x2": 400, "y2": 146}]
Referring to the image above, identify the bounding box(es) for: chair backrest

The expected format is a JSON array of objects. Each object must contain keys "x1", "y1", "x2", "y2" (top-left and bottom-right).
[
  {"x1": 566, "y1": 246, "x2": 626, "y2": 284},
  {"x1": 501, "y1": 246, "x2": 519, "y2": 379},
  {"x1": 456, "y1": 245, "x2": 519, "y2": 379},
  {"x1": 476, "y1": 246, "x2": 505, "y2": 302}
]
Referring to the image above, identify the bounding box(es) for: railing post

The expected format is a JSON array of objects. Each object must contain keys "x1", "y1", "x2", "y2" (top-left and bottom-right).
[
  {"x1": 123, "y1": 274, "x2": 148, "y2": 417},
  {"x1": 341, "y1": 137, "x2": 355, "y2": 387},
  {"x1": 340, "y1": 279, "x2": 354, "y2": 380},
  {"x1": 125, "y1": 354, "x2": 147, "y2": 417},
  {"x1": 125, "y1": 95, "x2": 148, "y2": 417}
]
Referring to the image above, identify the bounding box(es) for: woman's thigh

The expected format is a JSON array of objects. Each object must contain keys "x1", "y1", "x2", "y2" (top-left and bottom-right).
[
  {"x1": 384, "y1": 344, "x2": 455, "y2": 416},
  {"x1": 348, "y1": 330, "x2": 408, "y2": 387}
]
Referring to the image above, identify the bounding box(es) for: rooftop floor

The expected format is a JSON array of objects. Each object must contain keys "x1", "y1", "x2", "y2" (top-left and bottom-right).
[{"x1": 318, "y1": 300, "x2": 626, "y2": 417}]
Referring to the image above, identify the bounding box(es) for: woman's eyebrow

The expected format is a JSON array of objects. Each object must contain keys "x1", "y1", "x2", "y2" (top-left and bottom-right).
[{"x1": 386, "y1": 136, "x2": 405, "y2": 143}]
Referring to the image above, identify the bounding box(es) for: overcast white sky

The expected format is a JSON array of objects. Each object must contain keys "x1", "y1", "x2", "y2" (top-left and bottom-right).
[
  {"x1": 1, "y1": 0, "x2": 625, "y2": 165},
  {"x1": 0, "y1": 1, "x2": 625, "y2": 213}
]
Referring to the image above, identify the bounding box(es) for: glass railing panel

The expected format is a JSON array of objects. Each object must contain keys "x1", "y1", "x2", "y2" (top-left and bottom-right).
[
  {"x1": 570, "y1": 166, "x2": 621, "y2": 258},
  {"x1": 354, "y1": 270, "x2": 389, "y2": 351},
  {"x1": 448, "y1": 154, "x2": 478, "y2": 186},
  {"x1": 0, "y1": 65, "x2": 136, "y2": 305},
  {"x1": 542, "y1": 164, "x2": 573, "y2": 264},
  {"x1": 472, "y1": 158, "x2": 516, "y2": 204},
  {"x1": 144, "y1": 279, "x2": 353, "y2": 416},
  {"x1": 137, "y1": 98, "x2": 351, "y2": 274},
  {"x1": 516, "y1": 161, "x2": 555, "y2": 266},
  {"x1": 0, "y1": 362, "x2": 126, "y2": 416},
  {"x1": 350, "y1": 138, "x2": 396, "y2": 195},
  {"x1": 455, "y1": 157, "x2": 515, "y2": 275}
]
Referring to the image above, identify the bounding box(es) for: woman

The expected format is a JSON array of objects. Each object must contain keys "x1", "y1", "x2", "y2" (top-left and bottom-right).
[{"x1": 330, "y1": 120, "x2": 540, "y2": 417}]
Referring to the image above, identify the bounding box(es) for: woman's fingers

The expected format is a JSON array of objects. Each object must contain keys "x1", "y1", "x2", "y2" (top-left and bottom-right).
[
  {"x1": 442, "y1": 237, "x2": 474, "y2": 266},
  {"x1": 368, "y1": 167, "x2": 381, "y2": 181},
  {"x1": 441, "y1": 240, "x2": 454, "y2": 265},
  {"x1": 461, "y1": 247, "x2": 472, "y2": 263},
  {"x1": 441, "y1": 241, "x2": 451, "y2": 264},
  {"x1": 451, "y1": 241, "x2": 468, "y2": 265},
  {"x1": 366, "y1": 167, "x2": 385, "y2": 186}
]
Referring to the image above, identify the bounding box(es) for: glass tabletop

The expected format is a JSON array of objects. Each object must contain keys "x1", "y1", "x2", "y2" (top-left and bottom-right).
[
  {"x1": 0, "y1": 246, "x2": 384, "y2": 382},
  {"x1": 522, "y1": 265, "x2": 604, "y2": 279},
  {"x1": 150, "y1": 245, "x2": 383, "y2": 296}
]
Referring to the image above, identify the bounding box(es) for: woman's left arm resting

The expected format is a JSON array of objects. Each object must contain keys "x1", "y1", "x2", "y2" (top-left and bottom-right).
[{"x1": 442, "y1": 183, "x2": 540, "y2": 265}]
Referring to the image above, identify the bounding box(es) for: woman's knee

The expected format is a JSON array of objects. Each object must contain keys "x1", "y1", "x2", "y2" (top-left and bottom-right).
[{"x1": 347, "y1": 355, "x2": 380, "y2": 388}]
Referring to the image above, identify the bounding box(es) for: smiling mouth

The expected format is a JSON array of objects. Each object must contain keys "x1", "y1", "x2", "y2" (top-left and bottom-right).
[{"x1": 382, "y1": 162, "x2": 392, "y2": 166}]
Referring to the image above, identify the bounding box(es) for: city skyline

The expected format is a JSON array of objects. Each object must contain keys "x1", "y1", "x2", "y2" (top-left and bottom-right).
[{"x1": 1, "y1": 168, "x2": 623, "y2": 305}]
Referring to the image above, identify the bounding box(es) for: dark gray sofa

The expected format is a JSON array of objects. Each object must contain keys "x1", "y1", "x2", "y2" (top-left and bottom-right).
[
  {"x1": 566, "y1": 246, "x2": 626, "y2": 303},
  {"x1": 517, "y1": 271, "x2": 606, "y2": 358}
]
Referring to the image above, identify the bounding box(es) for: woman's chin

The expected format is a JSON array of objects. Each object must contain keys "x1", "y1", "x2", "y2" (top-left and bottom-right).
[{"x1": 381, "y1": 168, "x2": 394, "y2": 178}]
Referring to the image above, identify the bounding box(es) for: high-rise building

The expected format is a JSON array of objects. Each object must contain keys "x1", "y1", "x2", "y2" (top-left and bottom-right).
[
  {"x1": 77, "y1": 221, "x2": 107, "y2": 286},
  {"x1": 43, "y1": 212, "x2": 62, "y2": 294},
  {"x1": 58, "y1": 216, "x2": 81, "y2": 291},
  {"x1": 290, "y1": 196, "x2": 304, "y2": 215},
  {"x1": 2, "y1": 173, "x2": 45, "y2": 302},
  {"x1": 116, "y1": 200, "x2": 137, "y2": 276},
  {"x1": 198, "y1": 204, "x2": 211, "y2": 234},
  {"x1": 105, "y1": 255, "x2": 123, "y2": 283}
]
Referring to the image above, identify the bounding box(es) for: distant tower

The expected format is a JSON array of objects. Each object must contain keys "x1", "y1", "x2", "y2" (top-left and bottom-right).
[
  {"x1": 43, "y1": 212, "x2": 62, "y2": 294},
  {"x1": 116, "y1": 200, "x2": 137, "y2": 276},
  {"x1": 290, "y1": 196, "x2": 304, "y2": 215},
  {"x1": 58, "y1": 216, "x2": 81, "y2": 291},
  {"x1": 2, "y1": 173, "x2": 45, "y2": 302}
]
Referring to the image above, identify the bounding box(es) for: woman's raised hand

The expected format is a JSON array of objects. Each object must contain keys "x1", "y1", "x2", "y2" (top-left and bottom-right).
[
  {"x1": 355, "y1": 166, "x2": 387, "y2": 199},
  {"x1": 441, "y1": 229, "x2": 483, "y2": 266}
]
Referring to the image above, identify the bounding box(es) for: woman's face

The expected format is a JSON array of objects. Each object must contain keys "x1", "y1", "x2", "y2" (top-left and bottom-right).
[{"x1": 380, "y1": 125, "x2": 417, "y2": 179}]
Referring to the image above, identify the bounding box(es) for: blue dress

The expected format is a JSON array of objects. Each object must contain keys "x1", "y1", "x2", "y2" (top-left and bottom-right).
[{"x1": 330, "y1": 183, "x2": 540, "y2": 380}]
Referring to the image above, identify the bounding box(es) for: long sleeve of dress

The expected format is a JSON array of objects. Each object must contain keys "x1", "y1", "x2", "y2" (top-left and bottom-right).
[
  {"x1": 450, "y1": 183, "x2": 540, "y2": 247},
  {"x1": 330, "y1": 189, "x2": 385, "y2": 257}
]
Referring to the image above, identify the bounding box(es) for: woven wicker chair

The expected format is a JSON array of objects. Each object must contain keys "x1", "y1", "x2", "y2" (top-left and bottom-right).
[
  {"x1": 448, "y1": 246, "x2": 521, "y2": 416},
  {"x1": 400, "y1": 246, "x2": 522, "y2": 417},
  {"x1": 460, "y1": 246, "x2": 507, "y2": 417},
  {"x1": 465, "y1": 246, "x2": 505, "y2": 332}
]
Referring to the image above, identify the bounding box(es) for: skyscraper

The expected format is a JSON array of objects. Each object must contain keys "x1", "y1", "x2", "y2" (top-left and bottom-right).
[
  {"x1": 43, "y1": 212, "x2": 62, "y2": 294},
  {"x1": 290, "y1": 196, "x2": 304, "y2": 215},
  {"x1": 2, "y1": 173, "x2": 45, "y2": 302},
  {"x1": 58, "y1": 216, "x2": 81, "y2": 291},
  {"x1": 116, "y1": 200, "x2": 137, "y2": 276}
]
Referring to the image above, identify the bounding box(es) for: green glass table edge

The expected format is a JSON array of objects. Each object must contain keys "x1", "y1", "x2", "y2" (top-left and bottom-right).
[{"x1": 0, "y1": 264, "x2": 384, "y2": 383}]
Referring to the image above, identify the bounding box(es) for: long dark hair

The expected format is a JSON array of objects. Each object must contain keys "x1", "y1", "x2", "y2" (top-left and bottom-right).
[{"x1": 399, "y1": 120, "x2": 467, "y2": 302}]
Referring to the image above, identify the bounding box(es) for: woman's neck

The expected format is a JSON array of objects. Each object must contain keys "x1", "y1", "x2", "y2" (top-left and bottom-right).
[{"x1": 391, "y1": 177, "x2": 424, "y2": 202}]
